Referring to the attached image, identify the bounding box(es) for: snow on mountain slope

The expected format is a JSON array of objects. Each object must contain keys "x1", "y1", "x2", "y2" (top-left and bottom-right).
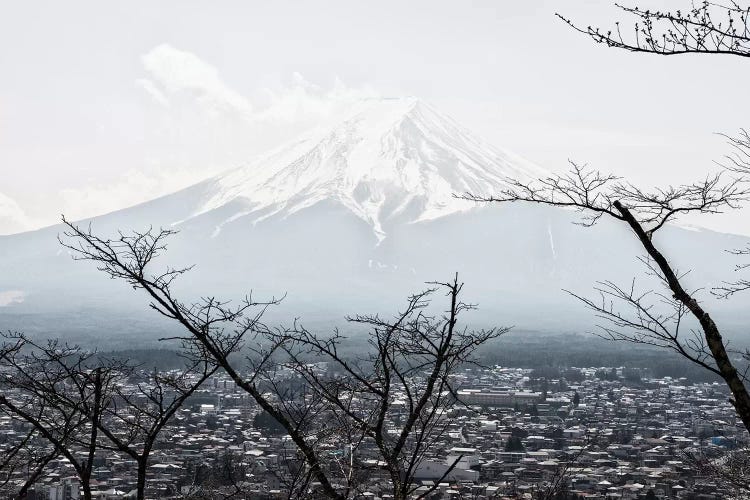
[{"x1": 188, "y1": 97, "x2": 547, "y2": 240}]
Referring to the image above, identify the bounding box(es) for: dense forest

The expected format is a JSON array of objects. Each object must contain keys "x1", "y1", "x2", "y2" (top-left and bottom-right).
[{"x1": 95, "y1": 331, "x2": 728, "y2": 384}]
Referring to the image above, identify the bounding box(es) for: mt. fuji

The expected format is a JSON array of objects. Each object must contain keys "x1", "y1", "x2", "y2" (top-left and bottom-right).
[
  {"x1": 1, "y1": 98, "x2": 749, "y2": 343},
  {"x1": 175, "y1": 97, "x2": 546, "y2": 240}
]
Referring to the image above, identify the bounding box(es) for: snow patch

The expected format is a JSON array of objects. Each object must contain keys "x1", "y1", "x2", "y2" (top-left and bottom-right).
[{"x1": 547, "y1": 224, "x2": 557, "y2": 261}]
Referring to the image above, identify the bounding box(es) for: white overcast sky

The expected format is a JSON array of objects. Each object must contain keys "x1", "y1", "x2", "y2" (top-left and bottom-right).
[{"x1": 2, "y1": 0, "x2": 750, "y2": 235}]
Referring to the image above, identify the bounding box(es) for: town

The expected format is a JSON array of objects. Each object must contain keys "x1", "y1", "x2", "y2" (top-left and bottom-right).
[{"x1": 0, "y1": 363, "x2": 743, "y2": 499}]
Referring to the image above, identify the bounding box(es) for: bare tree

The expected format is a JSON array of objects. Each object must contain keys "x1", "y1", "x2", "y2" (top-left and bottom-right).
[
  {"x1": 94, "y1": 359, "x2": 219, "y2": 500},
  {"x1": 556, "y1": 0, "x2": 750, "y2": 297},
  {"x1": 0, "y1": 341, "x2": 56, "y2": 499},
  {"x1": 0, "y1": 333, "x2": 120, "y2": 500},
  {"x1": 684, "y1": 446, "x2": 750, "y2": 494},
  {"x1": 557, "y1": 0, "x2": 750, "y2": 295},
  {"x1": 495, "y1": 0, "x2": 750, "y2": 435},
  {"x1": 59, "y1": 219, "x2": 506, "y2": 499},
  {"x1": 0, "y1": 331, "x2": 212, "y2": 500},
  {"x1": 273, "y1": 276, "x2": 507, "y2": 499},
  {"x1": 0, "y1": 392, "x2": 63, "y2": 499},
  {"x1": 557, "y1": 1, "x2": 750, "y2": 58},
  {"x1": 460, "y1": 159, "x2": 750, "y2": 432},
  {"x1": 6, "y1": 439, "x2": 61, "y2": 500}
]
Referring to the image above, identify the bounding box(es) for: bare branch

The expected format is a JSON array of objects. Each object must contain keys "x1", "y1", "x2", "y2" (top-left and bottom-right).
[{"x1": 558, "y1": 2, "x2": 750, "y2": 58}]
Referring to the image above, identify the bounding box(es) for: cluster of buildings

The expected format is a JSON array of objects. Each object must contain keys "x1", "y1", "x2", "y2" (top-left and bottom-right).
[{"x1": 0, "y1": 365, "x2": 747, "y2": 499}]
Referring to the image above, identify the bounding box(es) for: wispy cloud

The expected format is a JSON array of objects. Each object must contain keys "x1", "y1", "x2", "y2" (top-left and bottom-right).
[
  {"x1": 138, "y1": 44, "x2": 378, "y2": 125},
  {"x1": 253, "y1": 72, "x2": 380, "y2": 124},
  {"x1": 0, "y1": 290, "x2": 26, "y2": 307},
  {"x1": 21, "y1": 44, "x2": 383, "y2": 228},
  {"x1": 141, "y1": 44, "x2": 253, "y2": 117}
]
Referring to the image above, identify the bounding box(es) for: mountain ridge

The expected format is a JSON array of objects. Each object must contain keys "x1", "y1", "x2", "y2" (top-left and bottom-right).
[
  {"x1": 172, "y1": 97, "x2": 547, "y2": 241},
  {"x1": 2, "y1": 98, "x2": 750, "y2": 341}
]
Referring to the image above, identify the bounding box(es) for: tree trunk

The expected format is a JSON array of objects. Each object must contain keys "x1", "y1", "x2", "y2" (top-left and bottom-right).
[
  {"x1": 136, "y1": 458, "x2": 147, "y2": 500},
  {"x1": 390, "y1": 472, "x2": 405, "y2": 500},
  {"x1": 81, "y1": 481, "x2": 93, "y2": 500},
  {"x1": 614, "y1": 200, "x2": 750, "y2": 433}
]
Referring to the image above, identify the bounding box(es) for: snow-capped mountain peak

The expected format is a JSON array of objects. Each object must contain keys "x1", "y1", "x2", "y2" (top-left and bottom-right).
[{"x1": 190, "y1": 97, "x2": 547, "y2": 240}]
